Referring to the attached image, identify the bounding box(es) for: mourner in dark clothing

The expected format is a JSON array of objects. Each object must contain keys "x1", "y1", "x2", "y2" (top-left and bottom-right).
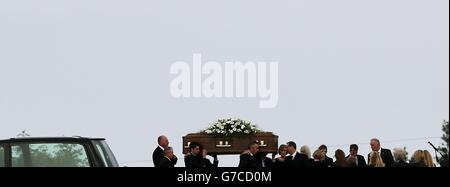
[
  {"x1": 184, "y1": 142, "x2": 219, "y2": 168},
  {"x1": 368, "y1": 138, "x2": 394, "y2": 167},
  {"x1": 153, "y1": 135, "x2": 177, "y2": 167},
  {"x1": 346, "y1": 144, "x2": 367, "y2": 167},
  {"x1": 158, "y1": 147, "x2": 177, "y2": 167},
  {"x1": 273, "y1": 144, "x2": 288, "y2": 168},
  {"x1": 318, "y1": 144, "x2": 333, "y2": 167},
  {"x1": 311, "y1": 149, "x2": 328, "y2": 167},
  {"x1": 409, "y1": 150, "x2": 427, "y2": 167},
  {"x1": 184, "y1": 142, "x2": 204, "y2": 168},
  {"x1": 238, "y1": 141, "x2": 260, "y2": 168},
  {"x1": 285, "y1": 141, "x2": 310, "y2": 167},
  {"x1": 202, "y1": 149, "x2": 219, "y2": 168},
  {"x1": 391, "y1": 148, "x2": 410, "y2": 167},
  {"x1": 332, "y1": 149, "x2": 349, "y2": 167}
]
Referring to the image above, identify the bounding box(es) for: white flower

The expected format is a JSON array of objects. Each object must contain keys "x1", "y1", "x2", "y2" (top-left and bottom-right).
[{"x1": 204, "y1": 118, "x2": 260, "y2": 135}]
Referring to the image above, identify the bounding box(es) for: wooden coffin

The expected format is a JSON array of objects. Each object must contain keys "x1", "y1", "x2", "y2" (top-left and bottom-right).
[{"x1": 182, "y1": 132, "x2": 278, "y2": 155}]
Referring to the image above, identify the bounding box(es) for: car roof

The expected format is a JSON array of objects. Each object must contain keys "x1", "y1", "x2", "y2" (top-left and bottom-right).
[{"x1": 0, "y1": 136, "x2": 106, "y2": 143}]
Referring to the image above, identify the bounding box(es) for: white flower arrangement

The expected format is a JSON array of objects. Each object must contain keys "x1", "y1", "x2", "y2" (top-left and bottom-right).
[{"x1": 202, "y1": 118, "x2": 260, "y2": 136}]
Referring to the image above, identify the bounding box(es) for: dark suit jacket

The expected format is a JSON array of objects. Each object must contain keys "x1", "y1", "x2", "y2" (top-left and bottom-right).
[
  {"x1": 285, "y1": 152, "x2": 310, "y2": 167},
  {"x1": 368, "y1": 148, "x2": 394, "y2": 167},
  {"x1": 153, "y1": 146, "x2": 177, "y2": 167},
  {"x1": 204, "y1": 158, "x2": 219, "y2": 168},
  {"x1": 158, "y1": 157, "x2": 175, "y2": 167},
  {"x1": 261, "y1": 157, "x2": 274, "y2": 168},
  {"x1": 238, "y1": 153, "x2": 257, "y2": 168},
  {"x1": 323, "y1": 156, "x2": 333, "y2": 167},
  {"x1": 274, "y1": 158, "x2": 288, "y2": 168},
  {"x1": 184, "y1": 153, "x2": 204, "y2": 168},
  {"x1": 152, "y1": 147, "x2": 164, "y2": 167},
  {"x1": 346, "y1": 155, "x2": 367, "y2": 167},
  {"x1": 312, "y1": 160, "x2": 328, "y2": 167},
  {"x1": 356, "y1": 155, "x2": 367, "y2": 167},
  {"x1": 392, "y1": 160, "x2": 410, "y2": 167},
  {"x1": 185, "y1": 153, "x2": 219, "y2": 168}
]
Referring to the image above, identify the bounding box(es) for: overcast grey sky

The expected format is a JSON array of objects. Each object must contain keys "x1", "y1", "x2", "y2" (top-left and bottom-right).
[{"x1": 1, "y1": 0, "x2": 448, "y2": 166}]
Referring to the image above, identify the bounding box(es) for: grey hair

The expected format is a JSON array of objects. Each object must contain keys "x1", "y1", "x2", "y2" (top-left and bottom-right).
[
  {"x1": 163, "y1": 146, "x2": 173, "y2": 155},
  {"x1": 370, "y1": 138, "x2": 380, "y2": 145},
  {"x1": 393, "y1": 148, "x2": 407, "y2": 162},
  {"x1": 300, "y1": 145, "x2": 312, "y2": 159}
]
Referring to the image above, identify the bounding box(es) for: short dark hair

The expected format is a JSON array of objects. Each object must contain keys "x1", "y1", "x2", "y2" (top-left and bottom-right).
[
  {"x1": 318, "y1": 144, "x2": 328, "y2": 150},
  {"x1": 248, "y1": 141, "x2": 260, "y2": 149},
  {"x1": 286, "y1": 141, "x2": 297, "y2": 149},
  {"x1": 350, "y1": 144, "x2": 359, "y2": 151},
  {"x1": 189, "y1": 142, "x2": 201, "y2": 150}
]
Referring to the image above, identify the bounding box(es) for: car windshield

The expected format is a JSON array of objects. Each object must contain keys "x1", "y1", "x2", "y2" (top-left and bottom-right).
[
  {"x1": 92, "y1": 140, "x2": 119, "y2": 167},
  {"x1": 11, "y1": 142, "x2": 91, "y2": 167}
]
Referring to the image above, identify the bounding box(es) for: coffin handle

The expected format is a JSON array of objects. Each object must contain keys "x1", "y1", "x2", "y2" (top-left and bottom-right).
[
  {"x1": 259, "y1": 140, "x2": 268, "y2": 147},
  {"x1": 216, "y1": 140, "x2": 232, "y2": 148},
  {"x1": 184, "y1": 141, "x2": 191, "y2": 148}
]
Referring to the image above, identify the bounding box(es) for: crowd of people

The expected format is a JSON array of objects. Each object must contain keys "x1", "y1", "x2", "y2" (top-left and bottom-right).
[{"x1": 152, "y1": 135, "x2": 449, "y2": 168}]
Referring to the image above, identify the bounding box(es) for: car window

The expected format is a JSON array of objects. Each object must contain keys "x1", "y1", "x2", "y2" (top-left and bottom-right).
[
  {"x1": 93, "y1": 140, "x2": 119, "y2": 167},
  {"x1": 11, "y1": 143, "x2": 91, "y2": 167},
  {"x1": 0, "y1": 145, "x2": 5, "y2": 167}
]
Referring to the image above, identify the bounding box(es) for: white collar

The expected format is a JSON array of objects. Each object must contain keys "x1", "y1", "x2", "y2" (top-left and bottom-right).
[{"x1": 291, "y1": 151, "x2": 297, "y2": 158}]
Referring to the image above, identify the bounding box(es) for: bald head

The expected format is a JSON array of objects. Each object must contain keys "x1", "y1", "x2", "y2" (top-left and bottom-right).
[{"x1": 158, "y1": 135, "x2": 169, "y2": 148}]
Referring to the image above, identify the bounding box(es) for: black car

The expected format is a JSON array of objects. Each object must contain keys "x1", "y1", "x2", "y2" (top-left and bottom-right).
[{"x1": 0, "y1": 137, "x2": 119, "y2": 167}]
